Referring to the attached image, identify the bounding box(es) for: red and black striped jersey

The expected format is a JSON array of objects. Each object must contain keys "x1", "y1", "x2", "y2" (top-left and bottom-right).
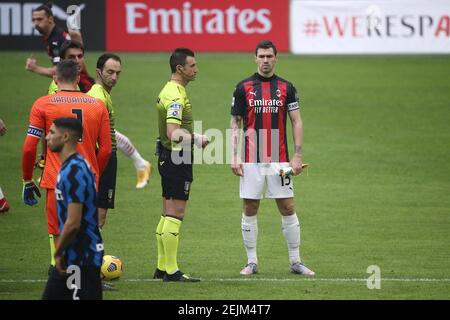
[
  {"x1": 231, "y1": 73, "x2": 300, "y2": 163},
  {"x1": 44, "y1": 25, "x2": 70, "y2": 65},
  {"x1": 44, "y1": 26, "x2": 95, "y2": 92},
  {"x1": 78, "y1": 66, "x2": 95, "y2": 93}
]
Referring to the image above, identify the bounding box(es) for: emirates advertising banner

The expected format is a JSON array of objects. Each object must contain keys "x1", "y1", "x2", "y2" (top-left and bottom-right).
[
  {"x1": 290, "y1": 0, "x2": 450, "y2": 54},
  {"x1": 106, "y1": 0, "x2": 289, "y2": 52}
]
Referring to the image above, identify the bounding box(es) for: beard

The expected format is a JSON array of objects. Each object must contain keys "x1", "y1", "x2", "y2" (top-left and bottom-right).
[
  {"x1": 48, "y1": 143, "x2": 63, "y2": 153},
  {"x1": 35, "y1": 26, "x2": 45, "y2": 35}
]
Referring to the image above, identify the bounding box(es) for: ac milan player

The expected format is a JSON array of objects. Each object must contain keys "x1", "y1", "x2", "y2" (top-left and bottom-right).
[
  {"x1": 230, "y1": 40, "x2": 315, "y2": 276},
  {"x1": 24, "y1": 2, "x2": 93, "y2": 91}
]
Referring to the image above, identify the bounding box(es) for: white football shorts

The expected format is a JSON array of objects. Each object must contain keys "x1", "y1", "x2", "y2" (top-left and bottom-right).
[{"x1": 240, "y1": 163, "x2": 294, "y2": 199}]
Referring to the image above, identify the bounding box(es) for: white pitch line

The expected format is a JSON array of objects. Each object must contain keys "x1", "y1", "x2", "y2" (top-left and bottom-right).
[{"x1": 1, "y1": 278, "x2": 450, "y2": 283}]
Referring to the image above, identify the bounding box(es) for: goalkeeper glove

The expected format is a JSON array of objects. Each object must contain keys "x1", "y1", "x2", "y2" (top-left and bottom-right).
[{"x1": 22, "y1": 180, "x2": 41, "y2": 206}]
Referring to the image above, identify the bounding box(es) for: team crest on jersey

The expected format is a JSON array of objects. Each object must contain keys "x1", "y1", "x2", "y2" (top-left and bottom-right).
[{"x1": 276, "y1": 89, "x2": 282, "y2": 98}]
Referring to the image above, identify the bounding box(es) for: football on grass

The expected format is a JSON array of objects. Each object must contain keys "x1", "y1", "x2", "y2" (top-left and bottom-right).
[{"x1": 101, "y1": 255, "x2": 123, "y2": 281}]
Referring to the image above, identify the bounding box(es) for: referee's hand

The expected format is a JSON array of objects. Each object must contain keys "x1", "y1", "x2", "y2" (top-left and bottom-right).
[{"x1": 193, "y1": 133, "x2": 209, "y2": 148}]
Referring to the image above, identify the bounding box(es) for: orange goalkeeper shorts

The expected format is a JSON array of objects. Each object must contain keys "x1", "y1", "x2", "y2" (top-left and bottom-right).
[{"x1": 46, "y1": 189, "x2": 59, "y2": 235}]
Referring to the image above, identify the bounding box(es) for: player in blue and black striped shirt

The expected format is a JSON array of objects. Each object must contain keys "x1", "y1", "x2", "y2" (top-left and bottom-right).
[{"x1": 42, "y1": 117, "x2": 103, "y2": 300}]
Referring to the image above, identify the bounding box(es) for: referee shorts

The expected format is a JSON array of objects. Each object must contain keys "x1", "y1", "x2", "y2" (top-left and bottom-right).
[
  {"x1": 158, "y1": 148, "x2": 193, "y2": 201},
  {"x1": 97, "y1": 151, "x2": 117, "y2": 209},
  {"x1": 42, "y1": 266, "x2": 102, "y2": 300}
]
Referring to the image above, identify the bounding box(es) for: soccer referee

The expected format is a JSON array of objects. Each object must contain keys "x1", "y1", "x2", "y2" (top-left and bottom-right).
[{"x1": 153, "y1": 48, "x2": 208, "y2": 282}]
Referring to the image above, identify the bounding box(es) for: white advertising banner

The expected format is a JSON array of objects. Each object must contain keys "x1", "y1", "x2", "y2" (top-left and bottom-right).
[{"x1": 290, "y1": 0, "x2": 450, "y2": 54}]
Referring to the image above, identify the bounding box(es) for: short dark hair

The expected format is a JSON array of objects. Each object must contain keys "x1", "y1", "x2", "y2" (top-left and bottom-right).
[
  {"x1": 60, "y1": 40, "x2": 85, "y2": 59},
  {"x1": 53, "y1": 117, "x2": 83, "y2": 141},
  {"x1": 33, "y1": 2, "x2": 54, "y2": 17},
  {"x1": 169, "y1": 48, "x2": 195, "y2": 73},
  {"x1": 55, "y1": 59, "x2": 79, "y2": 83},
  {"x1": 255, "y1": 40, "x2": 277, "y2": 56},
  {"x1": 96, "y1": 53, "x2": 122, "y2": 70}
]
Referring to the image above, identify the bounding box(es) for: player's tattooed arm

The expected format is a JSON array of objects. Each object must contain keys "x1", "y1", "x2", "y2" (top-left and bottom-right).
[
  {"x1": 288, "y1": 110, "x2": 304, "y2": 175},
  {"x1": 230, "y1": 115, "x2": 244, "y2": 176},
  {"x1": 230, "y1": 115, "x2": 242, "y2": 156}
]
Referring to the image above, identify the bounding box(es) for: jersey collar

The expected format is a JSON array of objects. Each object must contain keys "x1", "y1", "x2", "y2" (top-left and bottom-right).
[{"x1": 255, "y1": 73, "x2": 276, "y2": 82}]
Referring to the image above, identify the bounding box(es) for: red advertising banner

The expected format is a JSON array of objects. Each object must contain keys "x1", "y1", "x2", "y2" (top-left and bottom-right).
[{"x1": 106, "y1": 0, "x2": 289, "y2": 52}]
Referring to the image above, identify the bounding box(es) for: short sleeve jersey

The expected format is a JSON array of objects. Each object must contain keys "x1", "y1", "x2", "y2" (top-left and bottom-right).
[
  {"x1": 56, "y1": 153, "x2": 103, "y2": 267},
  {"x1": 87, "y1": 84, "x2": 117, "y2": 152},
  {"x1": 156, "y1": 81, "x2": 193, "y2": 150},
  {"x1": 231, "y1": 73, "x2": 300, "y2": 163},
  {"x1": 44, "y1": 25, "x2": 70, "y2": 65}
]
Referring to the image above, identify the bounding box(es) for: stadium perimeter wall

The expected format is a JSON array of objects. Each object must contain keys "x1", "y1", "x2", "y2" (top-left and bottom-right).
[{"x1": 0, "y1": 0, "x2": 449, "y2": 53}]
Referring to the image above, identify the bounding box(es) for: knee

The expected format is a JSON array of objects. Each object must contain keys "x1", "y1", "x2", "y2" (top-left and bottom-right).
[
  {"x1": 174, "y1": 206, "x2": 185, "y2": 219},
  {"x1": 279, "y1": 203, "x2": 295, "y2": 216},
  {"x1": 244, "y1": 201, "x2": 259, "y2": 216},
  {"x1": 167, "y1": 205, "x2": 185, "y2": 220}
]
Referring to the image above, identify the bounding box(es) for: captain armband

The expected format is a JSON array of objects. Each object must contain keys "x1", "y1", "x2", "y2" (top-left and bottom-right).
[
  {"x1": 27, "y1": 125, "x2": 44, "y2": 139},
  {"x1": 287, "y1": 102, "x2": 299, "y2": 112}
]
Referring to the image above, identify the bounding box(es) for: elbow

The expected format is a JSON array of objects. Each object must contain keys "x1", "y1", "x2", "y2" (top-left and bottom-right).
[
  {"x1": 67, "y1": 220, "x2": 81, "y2": 234},
  {"x1": 71, "y1": 224, "x2": 81, "y2": 235},
  {"x1": 167, "y1": 128, "x2": 180, "y2": 142},
  {"x1": 166, "y1": 129, "x2": 173, "y2": 141}
]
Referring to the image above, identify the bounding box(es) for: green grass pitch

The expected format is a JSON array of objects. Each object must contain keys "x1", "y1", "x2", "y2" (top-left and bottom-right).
[{"x1": 0, "y1": 52, "x2": 449, "y2": 300}]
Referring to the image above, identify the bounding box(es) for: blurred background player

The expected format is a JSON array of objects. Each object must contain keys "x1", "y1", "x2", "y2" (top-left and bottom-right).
[
  {"x1": 47, "y1": 40, "x2": 93, "y2": 94},
  {"x1": 21, "y1": 60, "x2": 111, "y2": 274},
  {"x1": 154, "y1": 48, "x2": 208, "y2": 282},
  {"x1": 42, "y1": 117, "x2": 103, "y2": 300},
  {"x1": 230, "y1": 40, "x2": 314, "y2": 276},
  {"x1": 25, "y1": 2, "x2": 92, "y2": 88},
  {"x1": 0, "y1": 118, "x2": 10, "y2": 213},
  {"x1": 46, "y1": 41, "x2": 152, "y2": 189}
]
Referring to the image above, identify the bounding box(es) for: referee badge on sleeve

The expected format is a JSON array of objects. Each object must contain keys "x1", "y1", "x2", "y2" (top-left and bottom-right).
[{"x1": 168, "y1": 103, "x2": 182, "y2": 118}]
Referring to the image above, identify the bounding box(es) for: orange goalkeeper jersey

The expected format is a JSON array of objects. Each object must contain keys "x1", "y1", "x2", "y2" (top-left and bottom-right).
[{"x1": 22, "y1": 90, "x2": 112, "y2": 189}]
